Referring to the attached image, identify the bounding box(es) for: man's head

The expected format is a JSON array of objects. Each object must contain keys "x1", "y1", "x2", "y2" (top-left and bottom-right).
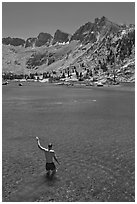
[{"x1": 48, "y1": 143, "x2": 52, "y2": 150}]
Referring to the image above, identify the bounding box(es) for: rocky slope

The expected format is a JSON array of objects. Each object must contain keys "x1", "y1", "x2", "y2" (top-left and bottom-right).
[{"x1": 2, "y1": 16, "x2": 135, "y2": 82}]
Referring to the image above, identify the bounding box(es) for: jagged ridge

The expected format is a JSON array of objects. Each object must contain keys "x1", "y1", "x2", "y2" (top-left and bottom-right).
[{"x1": 2, "y1": 16, "x2": 135, "y2": 82}]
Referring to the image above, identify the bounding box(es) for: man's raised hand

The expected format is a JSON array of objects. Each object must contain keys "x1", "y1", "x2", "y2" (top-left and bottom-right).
[{"x1": 36, "y1": 137, "x2": 39, "y2": 141}]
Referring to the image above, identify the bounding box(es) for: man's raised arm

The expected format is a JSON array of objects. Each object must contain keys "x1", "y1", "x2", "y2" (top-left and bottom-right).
[{"x1": 36, "y1": 137, "x2": 46, "y2": 151}]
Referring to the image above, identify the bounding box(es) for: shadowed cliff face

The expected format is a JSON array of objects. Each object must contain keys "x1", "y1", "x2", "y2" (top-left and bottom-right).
[
  {"x1": 52, "y1": 30, "x2": 71, "y2": 45},
  {"x1": 35, "y1": 33, "x2": 53, "y2": 47},
  {"x1": 25, "y1": 33, "x2": 53, "y2": 48},
  {"x1": 70, "y1": 22, "x2": 94, "y2": 43},
  {"x1": 2, "y1": 37, "x2": 25, "y2": 46},
  {"x1": 25, "y1": 38, "x2": 37, "y2": 48}
]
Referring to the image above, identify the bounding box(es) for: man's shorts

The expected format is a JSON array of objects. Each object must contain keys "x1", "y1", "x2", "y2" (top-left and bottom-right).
[{"x1": 46, "y1": 162, "x2": 56, "y2": 171}]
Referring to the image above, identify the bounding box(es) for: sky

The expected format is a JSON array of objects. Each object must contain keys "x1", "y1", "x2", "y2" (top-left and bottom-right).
[{"x1": 2, "y1": 1, "x2": 135, "y2": 39}]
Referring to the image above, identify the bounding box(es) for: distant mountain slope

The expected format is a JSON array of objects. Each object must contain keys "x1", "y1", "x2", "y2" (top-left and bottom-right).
[
  {"x1": 2, "y1": 16, "x2": 135, "y2": 82},
  {"x1": 70, "y1": 16, "x2": 121, "y2": 44}
]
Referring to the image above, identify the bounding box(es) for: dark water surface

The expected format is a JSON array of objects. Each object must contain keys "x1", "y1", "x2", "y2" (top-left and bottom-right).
[{"x1": 2, "y1": 82, "x2": 135, "y2": 202}]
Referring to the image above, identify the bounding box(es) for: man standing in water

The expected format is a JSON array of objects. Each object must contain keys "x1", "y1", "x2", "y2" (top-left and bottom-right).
[{"x1": 36, "y1": 137, "x2": 60, "y2": 176}]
